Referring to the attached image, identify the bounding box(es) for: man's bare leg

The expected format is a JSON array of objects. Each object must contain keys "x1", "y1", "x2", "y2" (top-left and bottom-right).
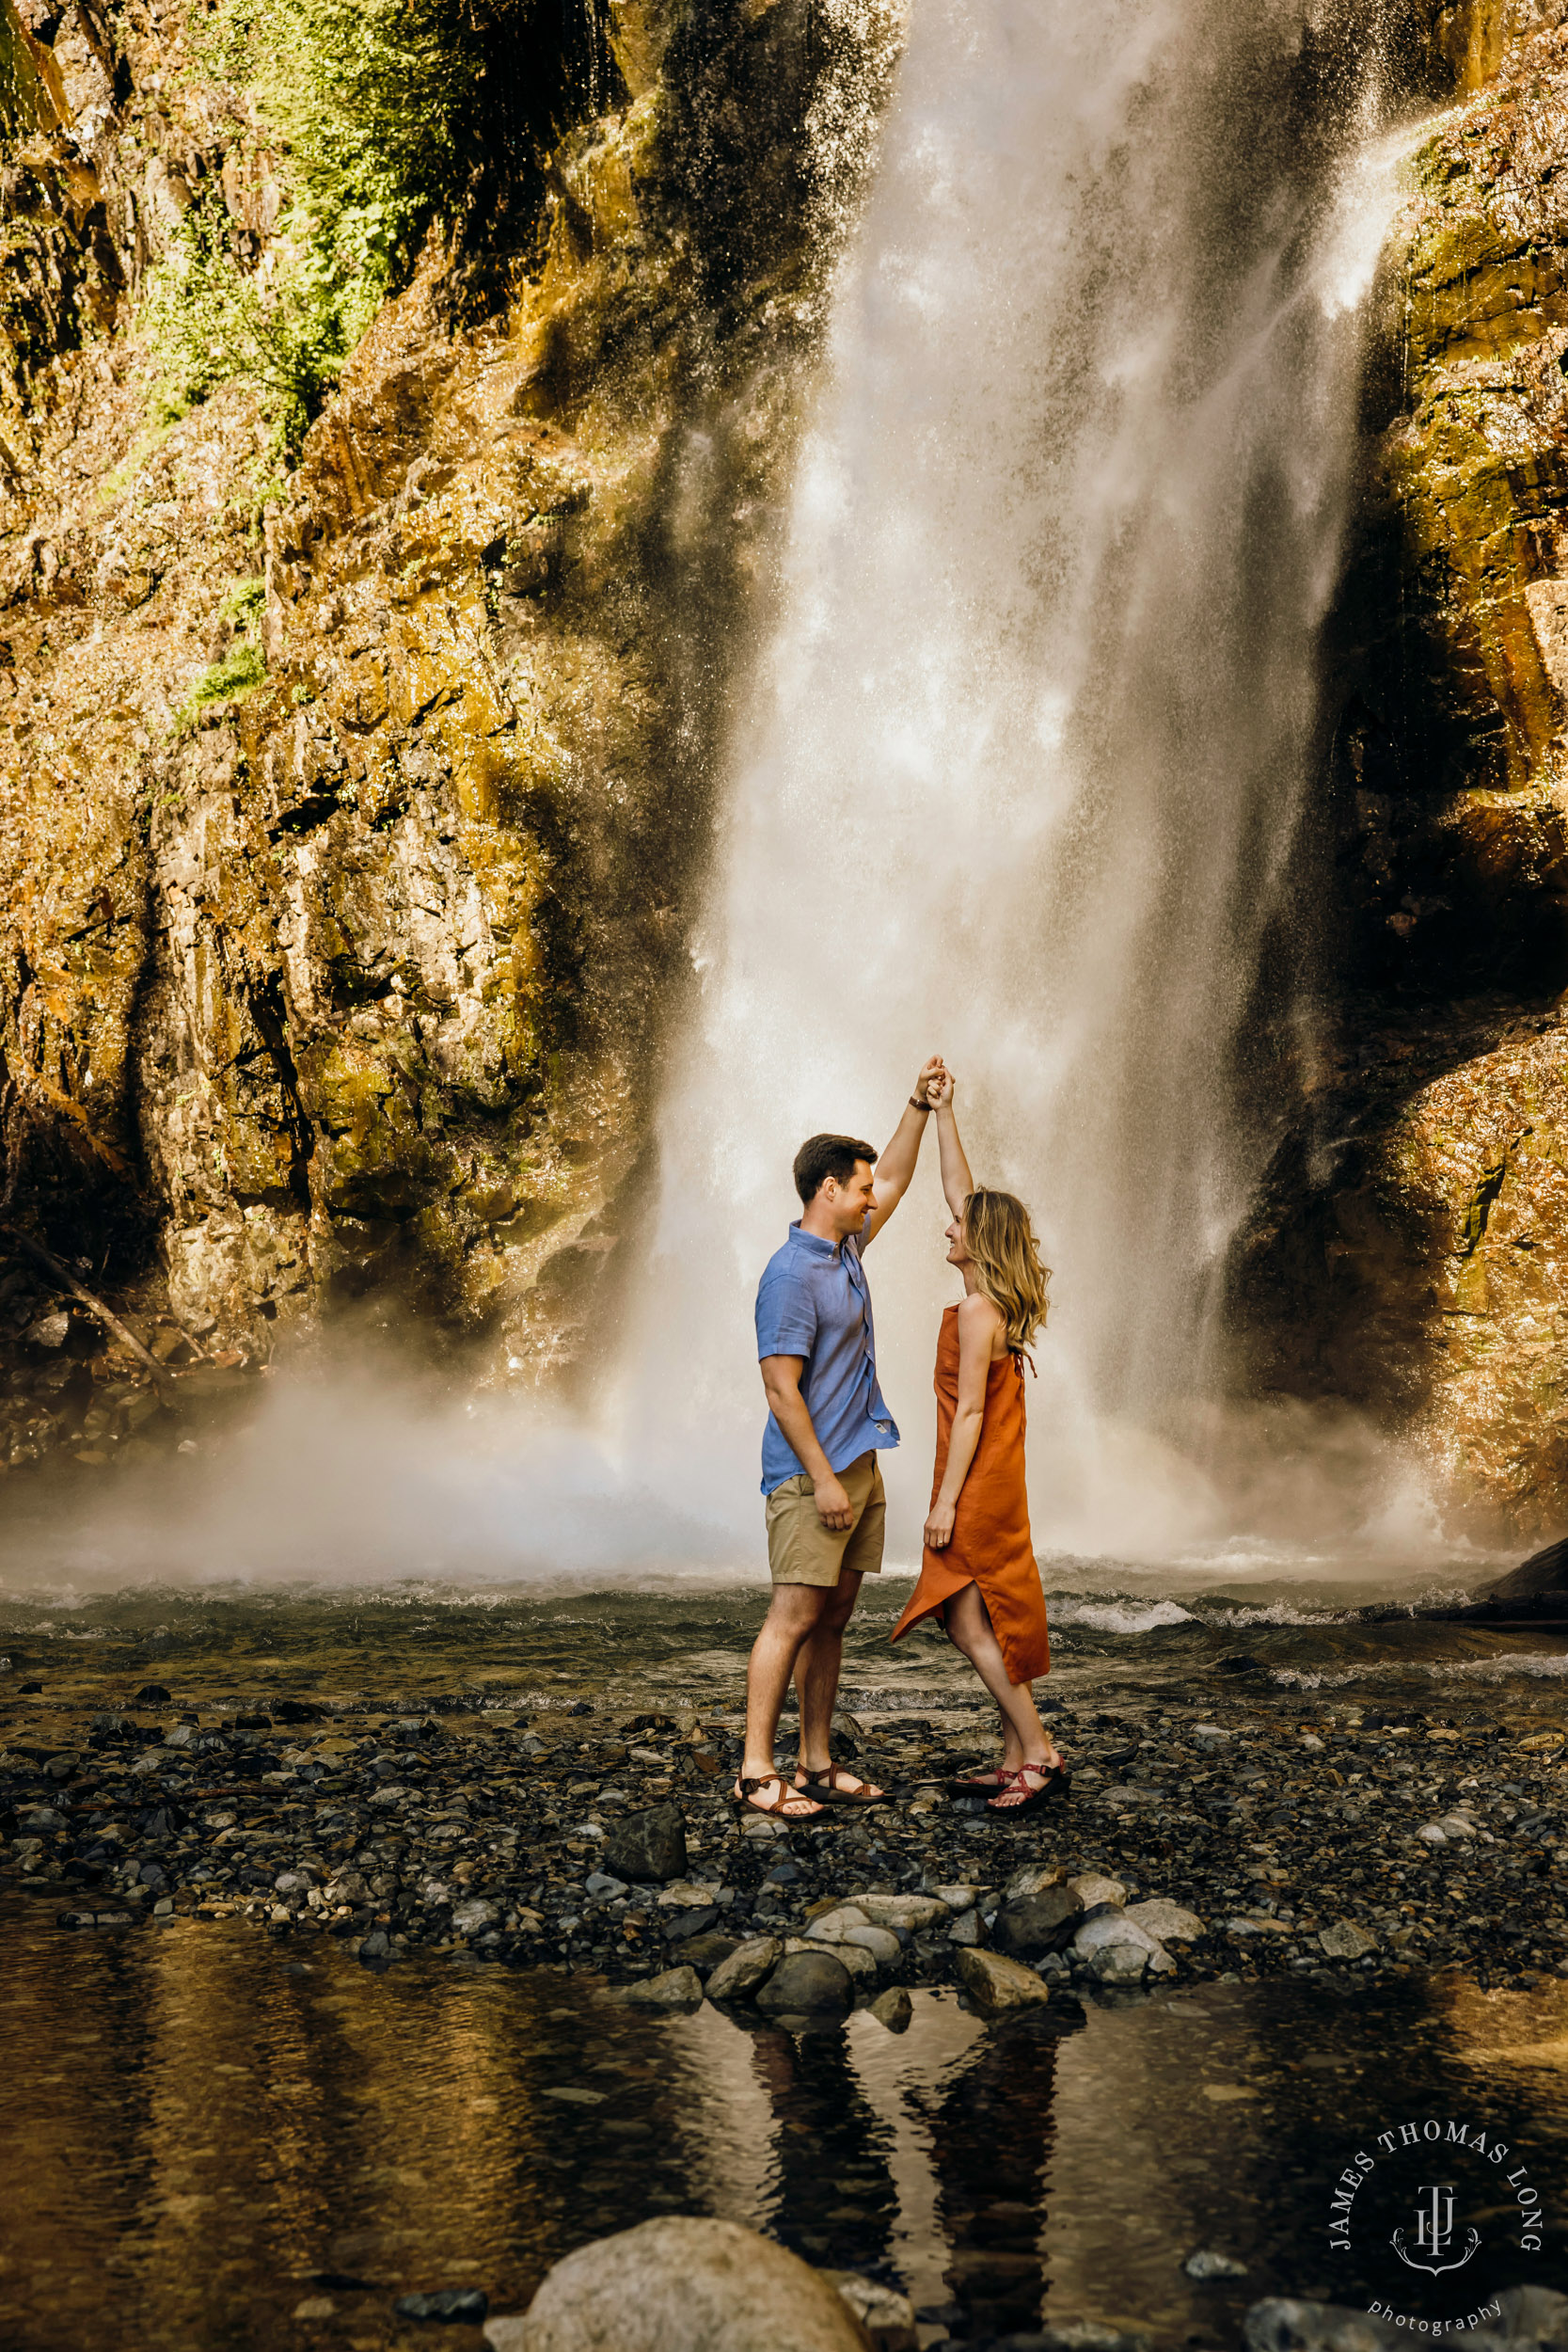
[
  {"x1": 793, "y1": 1571, "x2": 884, "y2": 1799},
  {"x1": 738, "y1": 1583, "x2": 829, "y2": 1815}
]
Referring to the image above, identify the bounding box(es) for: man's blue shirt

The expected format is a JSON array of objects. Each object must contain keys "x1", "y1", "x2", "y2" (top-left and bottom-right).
[{"x1": 754, "y1": 1219, "x2": 899, "y2": 1495}]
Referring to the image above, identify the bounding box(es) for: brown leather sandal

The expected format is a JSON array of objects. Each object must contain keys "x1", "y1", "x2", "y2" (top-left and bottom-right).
[
  {"x1": 731, "y1": 1772, "x2": 825, "y2": 1820},
  {"x1": 795, "y1": 1762, "x2": 890, "y2": 1807}
]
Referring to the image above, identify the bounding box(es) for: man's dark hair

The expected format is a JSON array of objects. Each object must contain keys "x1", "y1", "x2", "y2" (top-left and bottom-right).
[{"x1": 793, "y1": 1133, "x2": 878, "y2": 1205}]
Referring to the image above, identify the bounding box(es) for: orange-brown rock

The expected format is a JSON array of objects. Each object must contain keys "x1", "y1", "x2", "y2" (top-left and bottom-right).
[{"x1": 0, "y1": 0, "x2": 900, "y2": 1463}]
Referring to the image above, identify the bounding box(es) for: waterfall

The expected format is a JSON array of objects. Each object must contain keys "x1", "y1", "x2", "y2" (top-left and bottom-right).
[{"x1": 608, "y1": 0, "x2": 1413, "y2": 1566}]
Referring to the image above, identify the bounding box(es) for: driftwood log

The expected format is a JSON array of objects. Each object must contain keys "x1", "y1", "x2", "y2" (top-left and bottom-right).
[{"x1": 0, "y1": 1225, "x2": 181, "y2": 1408}]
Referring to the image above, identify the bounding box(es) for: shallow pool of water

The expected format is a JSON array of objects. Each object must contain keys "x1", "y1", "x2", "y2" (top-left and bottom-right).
[{"x1": 3, "y1": 1897, "x2": 1565, "y2": 2351}]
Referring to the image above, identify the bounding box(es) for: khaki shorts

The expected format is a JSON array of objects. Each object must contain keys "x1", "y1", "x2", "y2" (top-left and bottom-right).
[{"x1": 765, "y1": 1451, "x2": 886, "y2": 1588}]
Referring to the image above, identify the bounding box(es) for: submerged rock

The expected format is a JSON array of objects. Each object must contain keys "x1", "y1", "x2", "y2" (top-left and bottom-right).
[
  {"x1": 1184, "y1": 2249, "x2": 1249, "y2": 2280},
  {"x1": 620, "y1": 1965, "x2": 702, "y2": 2010},
  {"x1": 817, "y1": 2272, "x2": 919, "y2": 2352},
  {"x1": 395, "y1": 2288, "x2": 490, "y2": 2324}
]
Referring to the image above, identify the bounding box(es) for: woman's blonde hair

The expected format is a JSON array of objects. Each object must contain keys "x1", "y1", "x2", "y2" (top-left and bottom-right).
[{"x1": 962, "y1": 1188, "x2": 1052, "y2": 1352}]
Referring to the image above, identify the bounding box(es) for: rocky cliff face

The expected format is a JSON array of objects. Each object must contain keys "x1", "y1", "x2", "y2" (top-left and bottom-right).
[
  {"x1": 12, "y1": 0, "x2": 1568, "y2": 1536},
  {"x1": 0, "y1": 0, "x2": 897, "y2": 1470},
  {"x1": 1232, "y1": 2, "x2": 1568, "y2": 1533}
]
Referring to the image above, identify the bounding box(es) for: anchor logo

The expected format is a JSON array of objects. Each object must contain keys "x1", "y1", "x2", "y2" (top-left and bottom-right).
[{"x1": 1391, "y1": 2185, "x2": 1481, "y2": 2277}]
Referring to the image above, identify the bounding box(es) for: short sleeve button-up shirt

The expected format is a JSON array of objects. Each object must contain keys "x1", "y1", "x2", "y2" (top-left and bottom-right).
[{"x1": 754, "y1": 1220, "x2": 899, "y2": 1494}]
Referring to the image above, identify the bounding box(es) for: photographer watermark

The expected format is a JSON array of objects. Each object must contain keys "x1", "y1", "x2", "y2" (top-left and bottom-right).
[{"x1": 1326, "y1": 2118, "x2": 1544, "y2": 2332}]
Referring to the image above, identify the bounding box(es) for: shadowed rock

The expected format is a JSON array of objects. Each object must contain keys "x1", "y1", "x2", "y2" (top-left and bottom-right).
[
  {"x1": 603, "y1": 1803, "x2": 687, "y2": 1884},
  {"x1": 755, "y1": 1948, "x2": 853, "y2": 2015},
  {"x1": 990, "y1": 1886, "x2": 1082, "y2": 1957}
]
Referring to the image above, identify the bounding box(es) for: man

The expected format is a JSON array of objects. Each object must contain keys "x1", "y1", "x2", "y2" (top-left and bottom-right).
[{"x1": 734, "y1": 1058, "x2": 946, "y2": 1818}]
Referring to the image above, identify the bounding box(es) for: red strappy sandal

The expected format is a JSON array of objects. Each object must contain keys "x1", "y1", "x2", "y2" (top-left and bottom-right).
[{"x1": 986, "y1": 1761, "x2": 1067, "y2": 1814}]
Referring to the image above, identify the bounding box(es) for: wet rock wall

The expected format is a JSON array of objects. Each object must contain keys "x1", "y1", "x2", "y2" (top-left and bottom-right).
[
  {"x1": 0, "y1": 0, "x2": 900, "y2": 1461},
  {"x1": 1233, "y1": 3, "x2": 1568, "y2": 1533}
]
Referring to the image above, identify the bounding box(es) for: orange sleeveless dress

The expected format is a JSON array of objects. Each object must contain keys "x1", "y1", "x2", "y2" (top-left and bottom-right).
[{"x1": 890, "y1": 1302, "x2": 1050, "y2": 1685}]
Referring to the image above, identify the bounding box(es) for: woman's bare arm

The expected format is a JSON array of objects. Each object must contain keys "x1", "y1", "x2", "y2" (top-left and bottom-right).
[
  {"x1": 929, "y1": 1068, "x2": 974, "y2": 1218},
  {"x1": 924, "y1": 1292, "x2": 1002, "y2": 1549}
]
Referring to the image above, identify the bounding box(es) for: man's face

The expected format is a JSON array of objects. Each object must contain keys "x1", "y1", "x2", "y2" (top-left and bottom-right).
[{"x1": 819, "y1": 1160, "x2": 877, "y2": 1238}]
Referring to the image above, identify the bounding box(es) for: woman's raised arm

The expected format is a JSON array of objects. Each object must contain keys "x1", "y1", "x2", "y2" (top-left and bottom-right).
[{"x1": 929, "y1": 1068, "x2": 974, "y2": 1217}]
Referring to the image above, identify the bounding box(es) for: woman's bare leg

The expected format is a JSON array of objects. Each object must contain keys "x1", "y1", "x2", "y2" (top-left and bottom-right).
[{"x1": 943, "y1": 1582, "x2": 1062, "y2": 1768}]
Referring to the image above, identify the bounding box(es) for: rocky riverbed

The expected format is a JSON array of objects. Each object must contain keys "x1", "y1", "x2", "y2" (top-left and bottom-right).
[{"x1": 5, "y1": 1667, "x2": 1564, "y2": 2009}]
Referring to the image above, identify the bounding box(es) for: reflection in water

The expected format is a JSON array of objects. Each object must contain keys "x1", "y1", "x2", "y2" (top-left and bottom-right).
[
  {"x1": 912, "y1": 2014, "x2": 1067, "y2": 2336},
  {"x1": 2, "y1": 1902, "x2": 1566, "y2": 2351},
  {"x1": 748, "y1": 2019, "x2": 900, "y2": 2270}
]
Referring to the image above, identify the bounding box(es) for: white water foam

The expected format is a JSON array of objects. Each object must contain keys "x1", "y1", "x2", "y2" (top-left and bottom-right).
[
  {"x1": 1051, "y1": 1599, "x2": 1197, "y2": 1635},
  {"x1": 1274, "y1": 1655, "x2": 1568, "y2": 1689}
]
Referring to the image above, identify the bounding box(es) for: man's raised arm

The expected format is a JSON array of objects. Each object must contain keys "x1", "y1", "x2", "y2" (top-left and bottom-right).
[{"x1": 861, "y1": 1055, "x2": 945, "y2": 1248}]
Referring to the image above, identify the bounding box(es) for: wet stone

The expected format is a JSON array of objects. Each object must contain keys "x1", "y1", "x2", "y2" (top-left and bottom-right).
[
  {"x1": 756, "y1": 1948, "x2": 854, "y2": 2014},
  {"x1": 705, "y1": 1936, "x2": 780, "y2": 2001},
  {"x1": 991, "y1": 1887, "x2": 1083, "y2": 1956},
  {"x1": 603, "y1": 1803, "x2": 688, "y2": 1884},
  {"x1": 393, "y1": 2287, "x2": 489, "y2": 2323},
  {"x1": 622, "y1": 1964, "x2": 703, "y2": 2010},
  {"x1": 679, "y1": 1931, "x2": 740, "y2": 1976},
  {"x1": 956, "y1": 1947, "x2": 1052, "y2": 2014}
]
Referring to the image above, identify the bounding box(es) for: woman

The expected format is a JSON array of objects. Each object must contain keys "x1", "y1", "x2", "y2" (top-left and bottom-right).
[{"x1": 890, "y1": 1072, "x2": 1065, "y2": 1811}]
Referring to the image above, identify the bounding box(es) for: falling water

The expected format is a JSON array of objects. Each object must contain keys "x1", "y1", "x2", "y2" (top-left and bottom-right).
[{"x1": 610, "y1": 0, "x2": 1416, "y2": 1565}]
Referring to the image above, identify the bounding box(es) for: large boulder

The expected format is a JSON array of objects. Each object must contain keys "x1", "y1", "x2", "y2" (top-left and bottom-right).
[
  {"x1": 990, "y1": 1887, "x2": 1082, "y2": 1957},
  {"x1": 603, "y1": 1804, "x2": 688, "y2": 1884},
  {"x1": 483, "y1": 2216, "x2": 871, "y2": 2351},
  {"x1": 756, "y1": 1949, "x2": 854, "y2": 2014}
]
